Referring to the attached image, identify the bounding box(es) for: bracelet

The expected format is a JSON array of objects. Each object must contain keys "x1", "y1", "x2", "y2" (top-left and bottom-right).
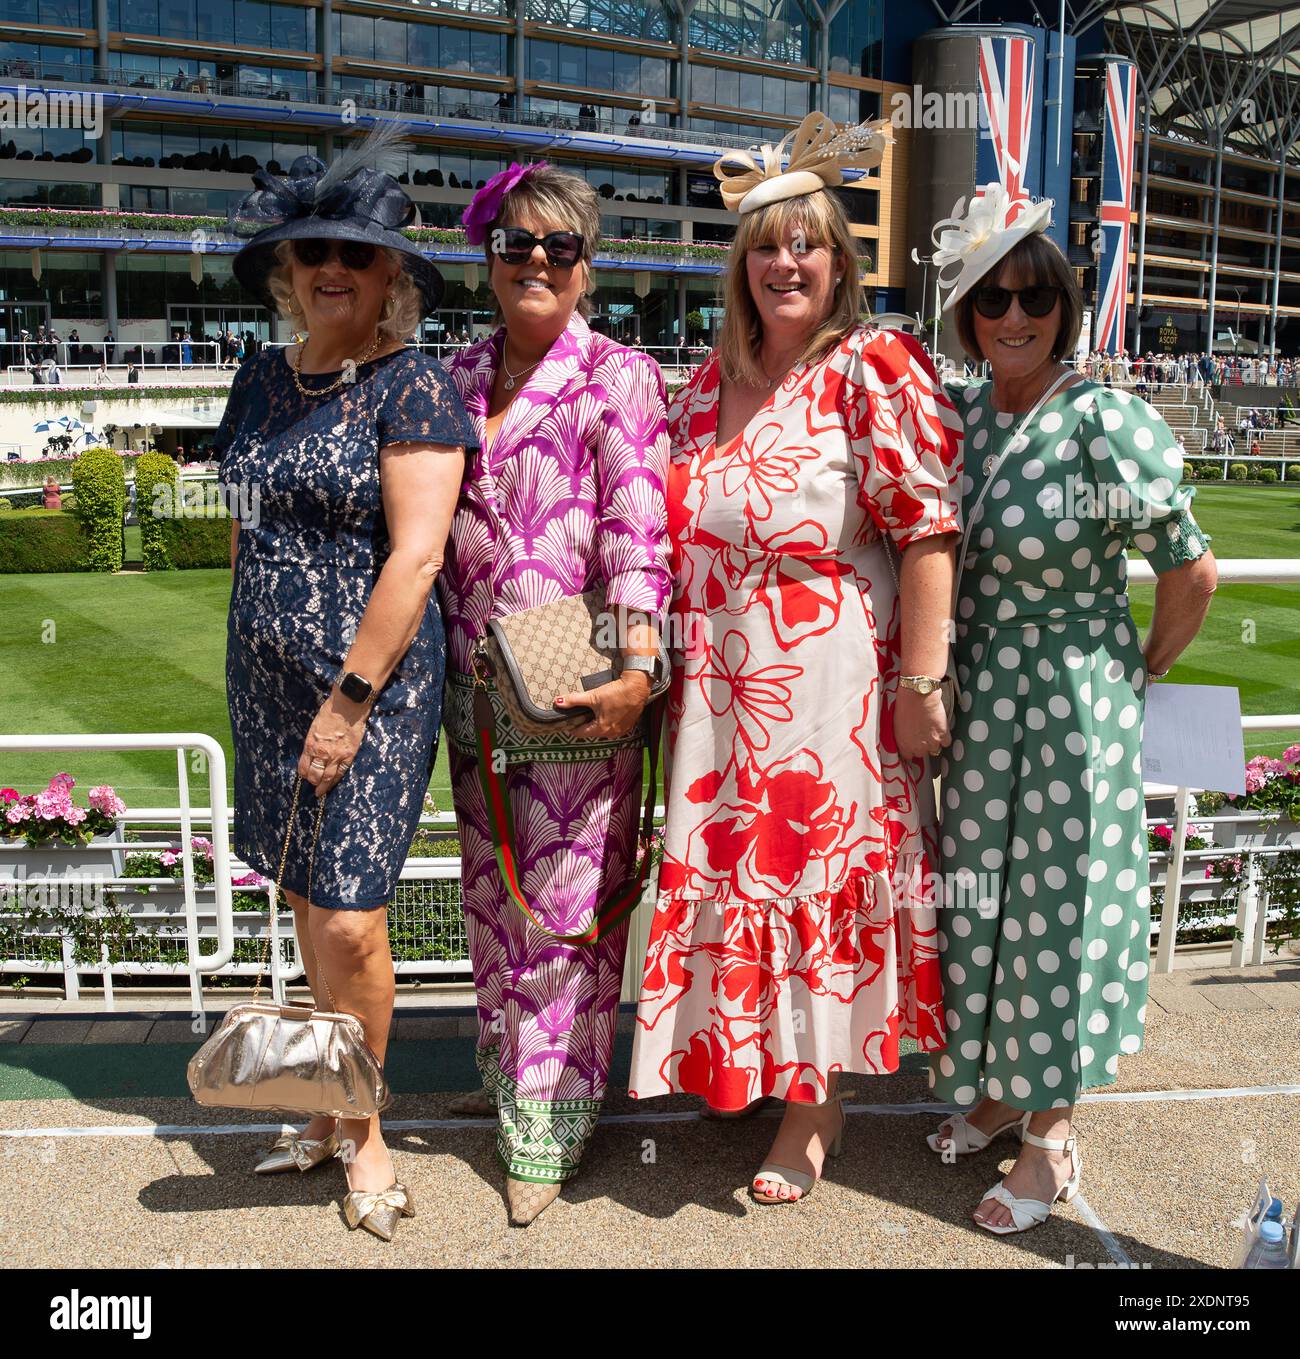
[{"x1": 1149, "y1": 668, "x2": 1170, "y2": 682}]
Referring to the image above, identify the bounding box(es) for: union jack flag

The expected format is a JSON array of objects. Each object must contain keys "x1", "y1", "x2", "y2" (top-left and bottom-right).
[
  {"x1": 978, "y1": 35, "x2": 1034, "y2": 224},
  {"x1": 1097, "y1": 61, "x2": 1138, "y2": 355}
]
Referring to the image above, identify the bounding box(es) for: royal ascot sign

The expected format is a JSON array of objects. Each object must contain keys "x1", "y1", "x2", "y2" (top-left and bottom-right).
[{"x1": 1158, "y1": 316, "x2": 1179, "y2": 350}]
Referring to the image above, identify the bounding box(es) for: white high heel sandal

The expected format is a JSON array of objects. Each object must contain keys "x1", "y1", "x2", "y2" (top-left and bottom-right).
[
  {"x1": 973, "y1": 1126, "x2": 1082, "y2": 1235},
  {"x1": 926, "y1": 1108, "x2": 1029, "y2": 1157}
]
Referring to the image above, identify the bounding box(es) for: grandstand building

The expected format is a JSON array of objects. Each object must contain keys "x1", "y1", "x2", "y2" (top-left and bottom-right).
[{"x1": 0, "y1": 0, "x2": 1295, "y2": 441}]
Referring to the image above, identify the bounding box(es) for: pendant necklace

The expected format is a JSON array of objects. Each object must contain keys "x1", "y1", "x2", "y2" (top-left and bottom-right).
[{"x1": 501, "y1": 349, "x2": 544, "y2": 391}]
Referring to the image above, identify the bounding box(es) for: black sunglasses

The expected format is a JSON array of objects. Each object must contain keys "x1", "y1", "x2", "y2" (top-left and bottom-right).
[
  {"x1": 491, "y1": 227, "x2": 584, "y2": 268},
  {"x1": 291, "y1": 238, "x2": 378, "y2": 270},
  {"x1": 972, "y1": 284, "x2": 1062, "y2": 319}
]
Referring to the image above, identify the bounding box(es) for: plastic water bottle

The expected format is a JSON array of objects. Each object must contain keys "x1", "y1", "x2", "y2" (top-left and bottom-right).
[{"x1": 1244, "y1": 1219, "x2": 1290, "y2": 1269}]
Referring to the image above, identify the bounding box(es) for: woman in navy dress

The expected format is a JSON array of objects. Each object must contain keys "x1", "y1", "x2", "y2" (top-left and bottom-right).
[{"x1": 216, "y1": 128, "x2": 474, "y2": 1242}]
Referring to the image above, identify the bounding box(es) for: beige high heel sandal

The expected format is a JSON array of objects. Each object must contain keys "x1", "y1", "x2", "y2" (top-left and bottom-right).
[{"x1": 750, "y1": 1093, "x2": 846, "y2": 1204}]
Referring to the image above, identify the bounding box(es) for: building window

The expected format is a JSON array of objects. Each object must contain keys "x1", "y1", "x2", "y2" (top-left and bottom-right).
[{"x1": 526, "y1": 0, "x2": 671, "y2": 42}]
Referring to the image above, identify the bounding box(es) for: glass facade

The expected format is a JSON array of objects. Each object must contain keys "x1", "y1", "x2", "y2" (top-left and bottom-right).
[
  {"x1": 333, "y1": 13, "x2": 506, "y2": 74},
  {"x1": 527, "y1": 41, "x2": 669, "y2": 99},
  {"x1": 829, "y1": 0, "x2": 882, "y2": 79},
  {"x1": 110, "y1": 0, "x2": 316, "y2": 49},
  {"x1": 112, "y1": 123, "x2": 316, "y2": 173},
  {"x1": 690, "y1": 0, "x2": 808, "y2": 66},
  {"x1": 527, "y1": 0, "x2": 671, "y2": 43},
  {"x1": 689, "y1": 64, "x2": 809, "y2": 119},
  {"x1": 0, "y1": 42, "x2": 92, "y2": 80}
]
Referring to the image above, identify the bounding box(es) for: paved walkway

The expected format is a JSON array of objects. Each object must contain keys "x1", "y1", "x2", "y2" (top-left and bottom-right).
[{"x1": 1, "y1": 960, "x2": 1296, "y2": 1268}]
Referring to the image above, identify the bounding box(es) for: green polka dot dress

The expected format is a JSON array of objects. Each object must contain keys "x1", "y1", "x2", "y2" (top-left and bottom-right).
[{"x1": 929, "y1": 379, "x2": 1211, "y2": 1111}]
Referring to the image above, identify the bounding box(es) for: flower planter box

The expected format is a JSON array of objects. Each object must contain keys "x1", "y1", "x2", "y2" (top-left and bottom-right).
[
  {"x1": 3, "y1": 828, "x2": 125, "y2": 891},
  {"x1": 1227, "y1": 817, "x2": 1300, "y2": 851}
]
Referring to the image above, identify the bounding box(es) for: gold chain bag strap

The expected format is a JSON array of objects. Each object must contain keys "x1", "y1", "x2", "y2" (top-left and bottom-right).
[
  {"x1": 472, "y1": 590, "x2": 669, "y2": 738},
  {"x1": 186, "y1": 775, "x2": 391, "y2": 1118}
]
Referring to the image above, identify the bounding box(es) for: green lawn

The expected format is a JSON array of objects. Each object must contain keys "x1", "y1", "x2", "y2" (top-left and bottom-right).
[
  {"x1": 0, "y1": 569, "x2": 451, "y2": 808},
  {"x1": 1127, "y1": 485, "x2": 1300, "y2": 758},
  {"x1": 0, "y1": 483, "x2": 1296, "y2": 805}
]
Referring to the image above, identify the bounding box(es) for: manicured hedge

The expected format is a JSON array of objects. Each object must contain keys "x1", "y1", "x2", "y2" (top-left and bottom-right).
[
  {"x1": 134, "y1": 451, "x2": 181, "y2": 571},
  {"x1": 70, "y1": 447, "x2": 126, "y2": 571},
  {"x1": 0, "y1": 508, "x2": 90, "y2": 572},
  {"x1": 159, "y1": 509, "x2": 231, "y2": 568},
  {"x1": 0, "y1": 453, "x2": 143, "y2": 489}
]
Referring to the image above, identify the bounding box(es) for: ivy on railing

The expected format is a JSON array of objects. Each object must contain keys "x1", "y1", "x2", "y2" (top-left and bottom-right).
[{"x1": 0, "y1": 385, "x2": 231, "y2": 408}]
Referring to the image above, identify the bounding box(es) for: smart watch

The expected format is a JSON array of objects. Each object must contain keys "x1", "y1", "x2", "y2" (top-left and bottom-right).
[
  {"x1": 621, "y1": 654, "x2": 659, "y2": 681},
  {"x1": 336, "y1": 668, "x2": 375, "y2": 703}
]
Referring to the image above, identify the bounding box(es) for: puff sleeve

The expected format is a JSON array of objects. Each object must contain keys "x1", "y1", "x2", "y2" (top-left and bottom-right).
[
  {"x1": 844, "y1": 328, "x2": 964, "y2": 548},
  {"x1": 1082, "y1": 387, "x2": 1211, "y2": 575}
]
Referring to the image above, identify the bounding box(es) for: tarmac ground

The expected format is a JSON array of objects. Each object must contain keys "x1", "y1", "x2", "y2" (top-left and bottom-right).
[{"x1": 0, "y1": 958, "x2": 1296, "y2": 1270}]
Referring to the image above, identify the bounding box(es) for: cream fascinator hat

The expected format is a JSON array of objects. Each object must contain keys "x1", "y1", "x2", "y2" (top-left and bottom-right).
[
  {"x1": 713, "y1": 112, "x2": 890, "y2": 215},
  {"x1": 932, "y1": 182, "x2": 1054, "y2": 312}
]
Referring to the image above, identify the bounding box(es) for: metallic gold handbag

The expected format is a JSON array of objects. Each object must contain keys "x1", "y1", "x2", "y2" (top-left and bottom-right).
[
  {"x1": 471, "y1": 588, "x2": 669, "y2": 738},
  {"x1": 186, "y1": 775, "x2": 391, "y2": 1119}
]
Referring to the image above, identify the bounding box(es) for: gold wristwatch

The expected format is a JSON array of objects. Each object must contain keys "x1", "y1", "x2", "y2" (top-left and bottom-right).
[{"x1": 899, "y1": 674, "x2": 949, "y2": 696}]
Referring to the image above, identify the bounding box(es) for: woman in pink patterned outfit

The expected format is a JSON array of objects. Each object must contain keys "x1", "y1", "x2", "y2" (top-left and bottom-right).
[
  {"x1": 439, "y1": 163, "x2": 671, "y2": 1225},
  {"x1": 628, "y1": 116, "x2": 964, "y2": 1203}
]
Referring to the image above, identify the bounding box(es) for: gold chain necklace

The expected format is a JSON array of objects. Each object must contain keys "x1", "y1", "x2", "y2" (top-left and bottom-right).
[{"x1": 291, "y1": 332, "x2": 382, "y2": 398}]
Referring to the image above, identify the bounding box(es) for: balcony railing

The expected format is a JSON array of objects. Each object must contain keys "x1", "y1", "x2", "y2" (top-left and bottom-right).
[{"x1": 0, "y1": 60, "x2": 762, "y2": 152}]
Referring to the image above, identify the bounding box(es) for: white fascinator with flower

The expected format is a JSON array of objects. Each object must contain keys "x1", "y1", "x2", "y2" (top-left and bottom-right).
[
  {"x1": 713, "y1": 111, "x2": 891, "y2": 215},
  {"x1": 932, "y1": 182, "x2": 1054, "y2": 312}
]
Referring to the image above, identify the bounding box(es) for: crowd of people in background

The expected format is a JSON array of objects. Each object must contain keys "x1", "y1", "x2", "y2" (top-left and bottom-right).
[
  {"x1": 1077, "y1": 348, "x2": 1300, "y2": 390},
  {"x1": 8, "y1": 324, "x2": 262, "y2": 381}
]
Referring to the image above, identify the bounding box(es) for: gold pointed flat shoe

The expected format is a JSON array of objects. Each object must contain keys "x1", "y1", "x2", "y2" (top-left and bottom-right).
[
  {"x1": 506, "y1": 1178, "x2": 562, "y2": 1226},
  {"x1": 253, "y1": 1129, "x2": 340, "y2": 1175},
  {"x1": 342, "y1": 1182, "x2": 416, "y2": 1242}
]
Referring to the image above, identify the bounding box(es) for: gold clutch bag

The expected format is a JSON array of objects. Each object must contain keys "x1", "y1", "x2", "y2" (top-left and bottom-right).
[
  {"x1": 472, "y1": 588, "x2": 669, "y2": 739},
  {"x1": 186, "y1": 776, "x2": 391, "y2": 1119}
]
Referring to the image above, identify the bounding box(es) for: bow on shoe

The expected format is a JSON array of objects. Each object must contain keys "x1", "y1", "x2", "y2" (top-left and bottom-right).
[
  {"x1": 713, "y1": 111, "x2": 891, "y2": 213},
  {"x1": 343, "y1": 1185, "x2": 410, "y2": 1224}
]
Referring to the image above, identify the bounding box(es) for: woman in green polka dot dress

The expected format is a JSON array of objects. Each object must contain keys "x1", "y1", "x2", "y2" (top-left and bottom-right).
[{"x1": 923, "y1": 186, "x2": 1218, "y2": 1235}]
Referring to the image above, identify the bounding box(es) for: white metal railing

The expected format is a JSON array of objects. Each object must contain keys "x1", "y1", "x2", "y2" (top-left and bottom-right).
[
  {"x1": 1151, "y1": 714, "x2": 1300, "y2": 974},
  {"x1": 0, "y1": 734, "x2": 233, "y2": 1029}
]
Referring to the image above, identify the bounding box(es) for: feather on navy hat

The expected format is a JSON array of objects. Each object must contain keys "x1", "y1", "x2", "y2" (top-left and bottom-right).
[{"x1": 229, "y1": 121, "x2": 444, "y2": 317}]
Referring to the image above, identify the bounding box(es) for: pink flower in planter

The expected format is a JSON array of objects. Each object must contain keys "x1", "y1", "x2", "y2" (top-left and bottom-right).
[
  {"x1": 34, "y1": 789, "x2": 73, "y2": 819},
  {"x1": 48, "y1": 772, "x2": 75, "y2": 794},
  {"x1": 65, "y1": 805, "x2": 87, "y2": 826},
  {"x1": 160, "y1": 849, "x2": 179, "y2": 867},
  {"x1": 1153, "y1": 823, "x2": 1172, "y2": 842},
  {"x1": 191, "y1": 836, "x2": 213, "y2": 859},
  {"x1": 232, "y1": 871, "x2": 269, "y2": 888},
  {"x1": 88, "y1": 786, "x2": 126, "y2": 816},
  {"x1": 0, "y1": 788, "x2": 17, "y2": 803},
  {"x1": 1282, "y1": 743, "x2": 1300, "y2": 765},
  {"x1": 5, "y1": 801, "x2": 32, "y2": 824},
  {"x1": 1245, "y1": 771, "x2": 1265, "y2": 794}
]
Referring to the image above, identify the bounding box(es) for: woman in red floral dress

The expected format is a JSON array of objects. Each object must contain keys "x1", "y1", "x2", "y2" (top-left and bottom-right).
[{"x1": 628, "y1": 117, "x2": 964, "y2": 1202}]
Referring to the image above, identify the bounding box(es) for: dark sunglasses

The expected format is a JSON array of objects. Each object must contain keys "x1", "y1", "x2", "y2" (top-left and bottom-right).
[
  {"x1": 291, "y1": 238, "x2": 378, "y2": 270},
  {"x1": 972, "y1": 284, "x2": 1062, "y2": 319},
  {"x1": 491, "y1": 227, "x2": 584, "y2": 268}
]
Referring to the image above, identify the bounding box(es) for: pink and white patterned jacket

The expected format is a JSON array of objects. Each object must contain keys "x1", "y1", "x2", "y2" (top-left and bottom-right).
[{"x1": 439, "y1": 312, "x2": 672, "y2": 678}]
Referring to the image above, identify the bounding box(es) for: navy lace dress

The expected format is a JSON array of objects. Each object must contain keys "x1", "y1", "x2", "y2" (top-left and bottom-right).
[{"x1": 215, "y1": 346, "x2": 475, "y2": 909}]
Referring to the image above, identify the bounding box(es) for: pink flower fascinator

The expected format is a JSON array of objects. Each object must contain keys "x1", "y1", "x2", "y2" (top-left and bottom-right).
[{"x1": 462, "y1": 161, "x2": 550, "y2": 245}]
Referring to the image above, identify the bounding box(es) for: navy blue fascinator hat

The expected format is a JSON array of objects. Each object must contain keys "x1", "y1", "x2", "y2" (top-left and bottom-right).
[{"x1": 229, "y1": 121, "x2": 444, "y2": 316}]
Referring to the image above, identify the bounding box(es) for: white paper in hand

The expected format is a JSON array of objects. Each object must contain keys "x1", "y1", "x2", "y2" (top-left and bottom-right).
[{"x1": 1141, "y1": 683, "x2": 1245, "y2": 794}]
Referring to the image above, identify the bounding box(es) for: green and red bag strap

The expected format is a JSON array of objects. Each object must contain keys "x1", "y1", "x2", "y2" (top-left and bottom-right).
[{"x1": 471, "y1": 680, "x2": 663, "y2": 946}]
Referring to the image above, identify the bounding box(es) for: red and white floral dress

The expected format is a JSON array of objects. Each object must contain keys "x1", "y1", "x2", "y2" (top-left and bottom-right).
[{"x1": 628, "y1": 325, "x2": 963, "y2": 1109}]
